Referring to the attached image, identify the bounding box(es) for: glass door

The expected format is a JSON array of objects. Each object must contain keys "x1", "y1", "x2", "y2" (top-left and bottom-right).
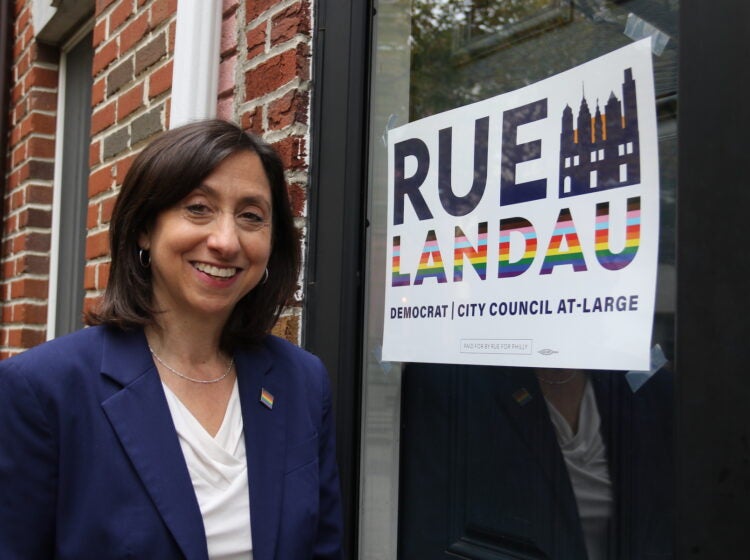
[{"x1": 359, "y1": 1, "x2": 678, "y2": 558}]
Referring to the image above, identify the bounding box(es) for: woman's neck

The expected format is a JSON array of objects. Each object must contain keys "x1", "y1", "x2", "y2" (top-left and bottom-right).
[
  {"x1": 144, "y1": 319, "x2": 226, "y2": 368},
  {"x1": 536, "y1": 369, "x2": 588, "y2": 434}
]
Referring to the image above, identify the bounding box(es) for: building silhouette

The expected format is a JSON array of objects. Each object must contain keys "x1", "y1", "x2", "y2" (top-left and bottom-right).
[{"x1": 559, "y1": 68, "x2": 641, "y2": 198}]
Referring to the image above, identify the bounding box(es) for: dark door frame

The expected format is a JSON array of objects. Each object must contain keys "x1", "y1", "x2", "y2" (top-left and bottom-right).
[
  {"x1": 676, "y1": 1, "x2": 750, "y2": 556},
  {"x1": 307, "y1": 0, "x2": 750, "y2": 557},
  {"x1": 306, "y1": 0, "x2": 372, "y2": 556}
]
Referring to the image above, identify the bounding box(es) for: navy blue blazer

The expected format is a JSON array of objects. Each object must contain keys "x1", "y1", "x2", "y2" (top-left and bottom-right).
[
  {"x1": 399, "y1": 365, "x2": 673, "y2": 559},
  {"x1": 0, "y1": 325, "x2": 343, "y2": 560}
]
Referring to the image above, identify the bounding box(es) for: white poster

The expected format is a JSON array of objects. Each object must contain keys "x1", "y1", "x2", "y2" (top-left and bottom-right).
[{"x1": 382, "y1": 40, "x2": 660, "y2": 370}]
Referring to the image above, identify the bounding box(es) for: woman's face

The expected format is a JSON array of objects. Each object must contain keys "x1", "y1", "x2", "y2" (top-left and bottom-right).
[{"x1": 139, "y1": 150, "x2": 273, "y2": 328}]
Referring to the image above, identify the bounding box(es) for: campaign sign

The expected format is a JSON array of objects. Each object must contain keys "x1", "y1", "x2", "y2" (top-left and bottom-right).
[{"x1": 382, "y1": 40, "x2": 660, "y2": 370}]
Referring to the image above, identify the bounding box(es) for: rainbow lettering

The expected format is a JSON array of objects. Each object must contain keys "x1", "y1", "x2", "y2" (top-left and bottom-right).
[
  {"x1": 414, "y1": 230, "x2": 448, "y2": 285},
  {"x1": 499, "y1": 217, "x2": 537, "y2": 278},
  {"x1": 454, "y1": 222, "x2": 488, "y2": 281},
  {"x1": 595, "y1": 197, "x2": 641, "y2": 270},
  {"x1": 391, "y1": 235, "x2": 411, "y2": 287},
  {"x1": 540, "y1": 208, "x2": 588, "y2": 274}
]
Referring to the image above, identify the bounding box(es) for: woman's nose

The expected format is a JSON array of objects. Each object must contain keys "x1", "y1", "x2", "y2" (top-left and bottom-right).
[{"x1": 206, "y1": 214, "x2": 241, "y2": 256}]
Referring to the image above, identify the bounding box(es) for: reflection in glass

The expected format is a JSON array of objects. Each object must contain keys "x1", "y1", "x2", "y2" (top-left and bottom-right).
[{"x1": 360, "y1": 1, "x2": 677, "y2": 558}]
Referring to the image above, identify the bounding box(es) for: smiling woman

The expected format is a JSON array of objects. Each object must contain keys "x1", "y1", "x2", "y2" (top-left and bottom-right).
[{"x1": 0, "y1": 120, "x2": 343, "y2": 560}]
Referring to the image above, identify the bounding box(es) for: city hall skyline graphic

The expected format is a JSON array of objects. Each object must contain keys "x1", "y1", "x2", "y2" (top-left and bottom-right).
[{"x1": 559, "y1": 67, "x2": 641, "y2": 198}]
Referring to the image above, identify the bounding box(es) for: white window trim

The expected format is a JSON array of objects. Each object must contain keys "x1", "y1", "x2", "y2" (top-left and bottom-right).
[
  {"x1": 170, "y1": 0, "x2": 222, "y2": 128},
  {"x1": 46, "y1": 23, "x2": 93, "y2": 339}
]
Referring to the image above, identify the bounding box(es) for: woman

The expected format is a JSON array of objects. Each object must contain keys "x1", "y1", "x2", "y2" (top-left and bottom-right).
[
  {"x1": 0, "y1": 120, "x2": 343, "y2": 559},
  {"x1": 399, "y1": 363, "x2": 673, "y2": 559}
]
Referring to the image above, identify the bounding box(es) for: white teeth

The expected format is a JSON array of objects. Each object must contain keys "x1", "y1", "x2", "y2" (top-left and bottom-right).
[{"x1": 194, "y1": 263, "x2": 237, "y2": 278}]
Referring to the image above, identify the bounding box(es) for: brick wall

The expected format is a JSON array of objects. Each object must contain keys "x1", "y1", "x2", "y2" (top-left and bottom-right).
[
  {"x1": 86, "y1": 0, "x2": 176, "y2": 316},
  {"x1": 239, "y1": 0, "x2": 312, "y2": 342},
  {"x1": 1, "y1": 0, "x2": 314, "y2": 356},
  {"x1": 1, "y1": 0, "x2": 59, "y2": 358}
]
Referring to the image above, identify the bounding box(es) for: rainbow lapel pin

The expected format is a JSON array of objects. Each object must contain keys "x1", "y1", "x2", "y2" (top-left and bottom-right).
[
  {"x1": 512, "y1": 388, "x2": 532, "y2": 406},
  {"x1": 260, "y1": 388, "x2": 275, "y2": 409}
]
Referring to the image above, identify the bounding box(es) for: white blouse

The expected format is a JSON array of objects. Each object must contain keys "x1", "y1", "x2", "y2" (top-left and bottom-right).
[
  {"x1": 544, "y1": 378, "x2": 613, "y2": 560},
  {"x1": 162, "y1": 380, "x2": 253, "y2": 560}
]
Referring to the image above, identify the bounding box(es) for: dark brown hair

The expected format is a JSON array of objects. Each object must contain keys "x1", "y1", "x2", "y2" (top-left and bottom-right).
[{"x1": 87, "y1": 119, "x2": 300, "y2": 350}]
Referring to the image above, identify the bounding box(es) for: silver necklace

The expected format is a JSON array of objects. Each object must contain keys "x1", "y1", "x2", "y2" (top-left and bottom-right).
[
  {"x1": 149, "y1": 346, "x2": 234, "y2": 384},
  {"x1": 536, "y1": 370, "x2": 578, "y2": 385}
]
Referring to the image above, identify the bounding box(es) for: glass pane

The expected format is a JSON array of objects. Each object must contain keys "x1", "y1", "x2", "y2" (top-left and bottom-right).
[{"x1": 360, "y1": 1, "x2": 677, "y2": 559}]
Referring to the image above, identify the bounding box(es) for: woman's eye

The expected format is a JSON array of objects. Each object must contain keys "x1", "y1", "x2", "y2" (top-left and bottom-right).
[
  {"x1": 186, "y1": 203, "x2": 210, "y2": 215},
  {"x1": 240, "y1": 211, "x2": 265, "y2": 223}
]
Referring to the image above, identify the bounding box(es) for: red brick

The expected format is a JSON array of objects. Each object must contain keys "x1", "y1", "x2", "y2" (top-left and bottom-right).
[
  {"x1": 7, "y1": 171, "x2": 21, "y2": 193},
  {"x1": 93, "y1": 39, "x2": 118, "y2": 76},
  {"x1": 27, "y1": 136, "x2": 56, "y2": 159},
  {"x1": 150, "y1": 0, "x2": 176, "y2": 29},
  {"x1": 117, "y1": 82, "x2": 144, "y2": 119},
  {"x1": 268, "y1": 89, "x2": 308, "y2": 130},
  {"x1": 217, "y1": 96, "x2": 233, "y2": 121},
  {"x1": 96, "y1": 0, "x2": 118, "y2": 16},
  {"x1": 12, "y1": 231, "x2": 50, "y2": 253},
  {"x1": 241, "y1": 106, "x2": 263, "y2": 135},
  {"x1": 246, "y1": 23, "x2": 266, "y2": 60},
  {"x1": 271, "y1": 2, "x2": 310, "y2": 45},
  {"x1": 148, "y1": 59, "x2": 172, "y2": 98},
  {"x1": 86, "y1": 230, "x2": 111, "y2": 259},
  {"x1": 84, "y1": 263, "x2": 97, "y2": 290},
  {"x1": 23, "y1": 26, "x2": 33, "y2": 52},
  {"x1": 246, "y1": 0, "x2": 278, "y2": 21},
  {"x1": 28, "y1": 90, "x2": 57, "y2": 111},
  {"x1": 25, "y1": 66, "x2": 58, "y2": 89},
  {"x1": 120, "y1": 12, "x2": 149, "y2": 54},
  {"x1": 218, "y1": 54, "x2": 236, "y2": 97},
  {"x1": 287, "y1": 181, "x2": 306, "y2": 217},
  {"x1": 90, "y1": 140, "x2": 102, "y2": 167},
  {"x1": 10, "y1": 278, "x2": 49, "y2": 299},
  {"x1": 89, "y1": 165, "x2": 115, "y2": 197},
  {"x1": 167, "y1": 20, "x2": 176, "y2": 52},
  {"x1": 223, "y1": 0, "x2": 239, "y2": 16},
  {"x1": 16, "y1": 50, "x2": 30, "y2": 76},
  {"x1": 13, "y1": 102, "x2": 27, "y2": 127},
  {"x1": 110, "y1": 0, "x2": 135, "y2": 31},
  {"x1": 87, "y1": 203, "x2": 99, "y2": 229},
  {"x1": 28, "y1": 111, "x2": 56, "y2": 136},
  {"x1": 8, "y1": 327, "x2": 47, "y2": 349},
  {"x1": 221, "y1": 9, "x2": 237, "y2": 57},
  {"x1": 11, "y1": 142, "x2": 26, "y2": 167},
  {"x1": 91, "y1": 101, "x2": 116, "y2": 134},
  {"x1": 93, "y1": 18, "x2": 108, "y2": 47},
  {"x1": 272, "y1": 136, "x2": 306, "y2": 171},
  {"x1": 18, "y1": 254, "x2": 50, "y2": 275},
  {"x1": 84, "y1": 295, "x2": 103, "y2": 317},
  {"x1": 97, "y1": 262, "x2": 111, "y2": 289},
  {"x1": 12, "y1": 303, "x2": 48, "y2": 324},
  {"x1": 92, "y1": 77, "x2": 106, "y2": 106},
  {"x1": 244, "y1": 48, "x2": 302, "y2": 100},
  {"x1": 19, "y1": 207, "x2": 51, "y2": 228},
  {"x1": 100, "y1": 195, "x2": 118, "y2": 224},
  {"x1": 26, "y1": 184, "x2": 53, "y2": 205},
  {"x1": 115, "y1": 152, "x2": 138, "y2": 184}
]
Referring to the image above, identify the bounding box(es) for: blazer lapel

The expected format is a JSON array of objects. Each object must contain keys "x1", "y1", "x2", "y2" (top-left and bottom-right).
[
  {"x1": 99, "y1": 328, "x2": 209, "y2": 560},
  {"x1": 235, "y1": 345, "x2": 286, "y2": 560},
  {"x1": 487, "y1": 367, "x2": 582, "y2": 533},
  {"x1": 488, "y1": 368, "x2": 565, "y2": 485}
]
